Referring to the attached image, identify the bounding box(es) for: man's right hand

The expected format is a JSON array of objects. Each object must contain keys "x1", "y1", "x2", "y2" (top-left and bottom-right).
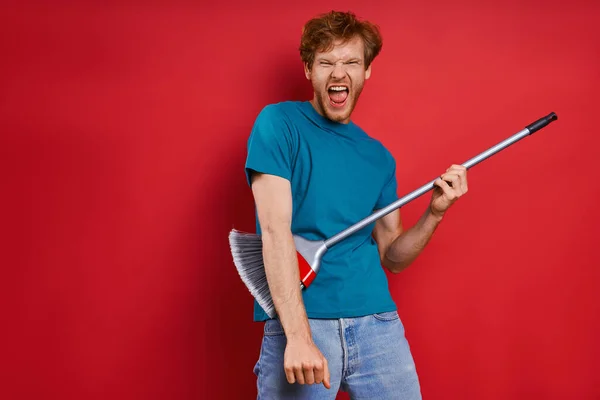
[{"x1": 284, "y1": 337, "x2": 331, "y2": 388}]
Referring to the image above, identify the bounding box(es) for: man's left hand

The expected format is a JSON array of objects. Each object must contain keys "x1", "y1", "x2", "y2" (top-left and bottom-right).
[{"x1": 430, "y1": 164, "x2": 468, "y2": 218}]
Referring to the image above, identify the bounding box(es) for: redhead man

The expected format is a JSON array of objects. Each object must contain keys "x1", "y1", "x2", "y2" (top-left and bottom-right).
[{"x1": 245, "y1": 10, "x2": 468, "y2": 399}]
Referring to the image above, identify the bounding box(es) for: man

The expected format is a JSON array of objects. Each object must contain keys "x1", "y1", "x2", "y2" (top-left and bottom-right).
[{"x1": 244, "y1": 10, "x2": 468, "y2": 399}]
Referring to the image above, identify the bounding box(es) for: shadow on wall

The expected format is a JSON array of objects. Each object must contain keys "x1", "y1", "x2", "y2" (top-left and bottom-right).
[{"x1": 199, "y1": 53, "x2": 313, "y2": 397}]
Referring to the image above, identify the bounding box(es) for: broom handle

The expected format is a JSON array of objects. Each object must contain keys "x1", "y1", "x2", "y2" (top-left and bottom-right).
[{"x1": 324, "y1": 112, "x2": 558, "y2": 249}]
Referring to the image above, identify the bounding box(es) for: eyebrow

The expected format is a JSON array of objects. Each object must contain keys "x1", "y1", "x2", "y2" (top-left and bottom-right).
[{"x1": 316, "y1": 57, "x2": 362, "y2": 62}]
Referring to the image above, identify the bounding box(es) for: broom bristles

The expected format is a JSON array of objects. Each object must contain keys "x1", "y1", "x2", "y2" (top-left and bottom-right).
[{"x1": 228, "y1": 229, "x2": 276, "y2": 318}]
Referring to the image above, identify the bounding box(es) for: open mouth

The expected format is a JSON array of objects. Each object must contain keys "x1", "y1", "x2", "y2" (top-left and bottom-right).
[{"x1": 327, "y1": 85, "x2": 349, "y2": 108}]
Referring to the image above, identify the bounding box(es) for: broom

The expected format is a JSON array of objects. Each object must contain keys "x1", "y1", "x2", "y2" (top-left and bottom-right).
[{"x1": 229, "y1": 112, "x2": 558, "y2": 318}]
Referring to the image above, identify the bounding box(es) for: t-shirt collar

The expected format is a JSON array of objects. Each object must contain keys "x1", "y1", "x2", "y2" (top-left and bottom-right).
[{"x1": 301, "y1": 101, "x2": 360, "y2": 137}]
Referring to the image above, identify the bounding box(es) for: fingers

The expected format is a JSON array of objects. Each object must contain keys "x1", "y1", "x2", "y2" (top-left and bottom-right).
[
  {"x1": 445, "y1": 164, "x2": 468, "y2": 193},
  {"x1": 294, "y1": 365, "x2": 305, "y2": 385},
  {"x1": 312, "y1": 357, "x2": 329, "y2": 388},
  {"x1": 303, "y1": 362, "x2": 315, "y2": 385},
  {"x1": 284, "y1": 344, "x2": 330, "y2": 388},
  {"x1": 432, "y1": 165, "x2": 468, "y2": 217},
  {"x1": 440, "y1": 173, "x2": 460, "y2": 191},
  {"x1": 313, "y1": 359, "x2": 324, "y2": 385},
  {"x1": 284, "y1": 363, "x2": 317, "y2": 386},
  {"x1": 284, "y1": 362, "x2": 303, "y2": 384},
  {"x1": 440, "y1": 165, "x2": 468, "y2": 196},
  {"x1": 311, "y1": 357, "x2": 330, "y2": 389},
  {"x1": 285, "y1": 368, "x2": 296, "y2": 384},
  {"x1": 434, "y1": 177, "x2": 456, "y2": 201},
  {"x1": 285, "y1": 360, "x2": 330, "y2": 388},
  {"x1": 284, "y1": 365, "x2": 296, "y2": 384},
  {"x1": 323, "y1": 358, "x2": 331, "y2": 389}
]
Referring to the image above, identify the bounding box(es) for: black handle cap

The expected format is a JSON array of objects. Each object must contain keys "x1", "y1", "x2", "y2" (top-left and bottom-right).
[{"x1": 526, "y1": 112, "x2": 558, "y2": 134}]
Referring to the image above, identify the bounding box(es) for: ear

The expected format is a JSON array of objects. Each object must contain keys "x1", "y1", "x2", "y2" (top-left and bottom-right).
[
  {"x1": 365, "y1": 64, "x2": 372, "y2": 80},
  {"x1": 304, "y1": 63, "x2": 311, "y2": 80}
]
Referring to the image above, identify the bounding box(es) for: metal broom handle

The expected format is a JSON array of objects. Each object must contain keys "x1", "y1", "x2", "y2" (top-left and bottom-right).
[{"x1": 324, "y1": 112, "x2": 558, "y2": 249}]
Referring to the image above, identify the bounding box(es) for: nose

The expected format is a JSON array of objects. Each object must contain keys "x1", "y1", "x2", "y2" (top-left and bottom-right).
[{"x1": 331, "y1": 62, "x2": 345, "y2": 79}]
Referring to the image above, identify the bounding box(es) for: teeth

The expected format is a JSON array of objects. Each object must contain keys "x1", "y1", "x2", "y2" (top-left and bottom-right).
[{"x1": 329, "y1": 86, "x2": 348, "y2": 91}]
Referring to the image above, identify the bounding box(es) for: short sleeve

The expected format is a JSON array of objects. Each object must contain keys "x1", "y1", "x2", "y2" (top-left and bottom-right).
[
  {"x1": 245, "y1": 105, "x2": 296, "y2": 186},
  {"x1": 374, "y1": 151, "x2": 399, "y2": 209}
]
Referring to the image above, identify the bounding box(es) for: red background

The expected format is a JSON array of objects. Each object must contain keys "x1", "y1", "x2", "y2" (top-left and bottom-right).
[{"x1": 3, "y1": 1, "x2": 600, "y2": 399}]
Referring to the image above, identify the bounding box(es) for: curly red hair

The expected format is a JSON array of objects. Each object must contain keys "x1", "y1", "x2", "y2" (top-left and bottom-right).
[{"x1": 299, "y1": 11, "x2": 383, "y2": 70}]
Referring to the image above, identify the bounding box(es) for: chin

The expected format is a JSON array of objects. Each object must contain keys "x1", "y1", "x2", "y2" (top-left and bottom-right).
[
  {"x1": 325, "y1": 109, "x2": 351, "y2": 123},
  {"x1": 319, "y1": 95, "x2": 355, "y2": 123}
]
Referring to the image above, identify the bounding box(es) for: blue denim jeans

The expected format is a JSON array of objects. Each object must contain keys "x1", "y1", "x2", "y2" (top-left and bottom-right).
[{"x1": 253, "y1": 311, "x2": 422, "y2": 399}]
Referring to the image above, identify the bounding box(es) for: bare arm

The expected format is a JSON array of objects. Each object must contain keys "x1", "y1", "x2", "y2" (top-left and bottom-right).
[
  {"x1": 373, "y1": 164, "x2": 468, "y2": 273},
  {"x1": 373, "y1": 207, "x2": 443, "y2": 273},
  {"x1": 250, "y1": 172, "x2": 330, "y2": 388},
  {"x1": 250, "y1": 172, "x2": 311, "y2": 340}
]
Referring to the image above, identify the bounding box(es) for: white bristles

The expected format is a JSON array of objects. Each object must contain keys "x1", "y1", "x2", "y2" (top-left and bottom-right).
[{"x1": 228, "y1": 229, "x2": 276, "y2": 318}]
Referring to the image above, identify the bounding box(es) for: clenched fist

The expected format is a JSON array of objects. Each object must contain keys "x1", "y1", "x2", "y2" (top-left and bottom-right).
[
  {"x1": 284, "y1": 337, "x2": 331, "y2": 389},
  {"x1": 430, "y1": 164, "x2": 468, "y2": 218}
]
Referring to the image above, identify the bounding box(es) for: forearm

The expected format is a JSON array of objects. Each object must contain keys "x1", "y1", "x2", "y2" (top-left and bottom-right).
[
  {"x1": 384, "y1": 207, "x2": 443, "y2": 273},
  {"x1": 262, "y1": 228, "x2": 312, "y2": 342}
]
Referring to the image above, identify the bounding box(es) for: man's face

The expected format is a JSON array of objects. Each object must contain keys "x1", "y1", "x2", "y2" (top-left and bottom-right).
[{"x1": 304, "y1": 36, "x2": 372, "y2": 124}]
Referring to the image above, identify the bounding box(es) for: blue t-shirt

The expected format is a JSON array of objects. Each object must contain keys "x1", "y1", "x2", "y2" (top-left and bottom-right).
[{"x1": 245, "y1": 100, "x2": 399, "y2": 321}]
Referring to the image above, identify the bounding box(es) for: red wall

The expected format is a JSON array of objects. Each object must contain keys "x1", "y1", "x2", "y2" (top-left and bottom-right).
[{"x1": 3, "y1": 1, "x2": 600, "y2": 399}]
